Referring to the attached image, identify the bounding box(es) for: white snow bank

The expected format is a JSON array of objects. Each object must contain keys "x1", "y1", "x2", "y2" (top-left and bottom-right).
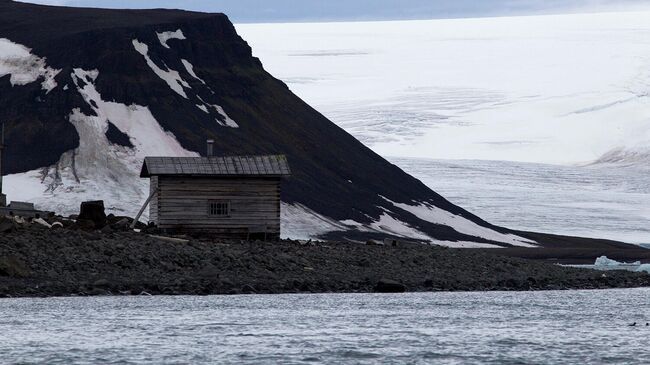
[
  {"x1": 382, "y1": 196, "x2": 537, "y2": 247},
  {"x1": 132, "y1": 39, "x2": 191, "y2": 98},
  {"x1": 0, "y1": 38, "x2": 61, "y2": 93},
  {"x1": 369, "y1": 212, "x2": 432, "y2": 241},
  {"x1": 5, "y1": 68, "x2": 198, "y2": 217},
  {"x1": 366, "y1": 211, "x2": 502, "y2": 248},
  {"x1": 283, "y1": 204, "x2": 500, "y2": 247},
  {"x1": 434, "y1": 241, "x2": 501, "y2": 249},
  {"x1": 370, "y1": 212, "x2": 502, "y2": 248},
  {"x1": 72, "y1": 68, "x2": 194, "y2": 158},
  {"x1": 339, "y1": 219, "x2": 370, "y2": 230},
  {"x1": 281, "y1": 202, "x2": 348, "y2": 240},
  {"x1": 157, "y1": 29, "x2": 186, "y2": 49}
]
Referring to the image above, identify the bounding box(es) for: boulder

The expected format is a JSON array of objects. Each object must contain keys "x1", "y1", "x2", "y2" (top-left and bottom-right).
[
  {"x1": 78, "y1": 201, "x2": 107, "y2": 229},
  {"x1": 375, "y1": 278, "x2": 406, "y2": 293},
  {"x1": 366, "y1": 239, "x2": 384, "y2": 246},
  {"x1": 33, "y1": 218, "x2": 52, "y2": 228},
  {"x1": 111, "y1": 218, "x2": 130, "y2": 230},
  {"x1": 241, "y1": 284, "x2": 257, "y2": 294},
  {"x1": 0, "y1": 256, "x2": 31, "y2": 278},
  {"x1": 51, "y1": 222, "x2": 64, "y2": 229},
  {"x1": 0, "y1": 217, "x2": 15, "y2": 233},
  {"x1": 92, "y1": 278, "x2": 111, "y2": 288}
]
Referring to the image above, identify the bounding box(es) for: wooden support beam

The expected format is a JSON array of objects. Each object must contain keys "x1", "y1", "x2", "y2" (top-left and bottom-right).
[{"x1": 130, "y1": 188, "x2": 158, "y2": 229}]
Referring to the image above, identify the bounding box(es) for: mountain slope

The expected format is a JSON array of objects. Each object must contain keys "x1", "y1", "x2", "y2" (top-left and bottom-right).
[{"x1": 0, "y1": 0, "x2": 625, "y2": 248}]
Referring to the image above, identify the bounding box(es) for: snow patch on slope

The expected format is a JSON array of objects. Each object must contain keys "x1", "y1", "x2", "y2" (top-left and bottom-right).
[
  {"x1": 382, "y1": 197, "x2": 537, "y2": 247},
  {"x1": 369, "y1": 212, "x2": 431, "y2": 241},
  {"x1": 182, "y1": 59, "x2": 206, "y2": 84},
  {"x1": 5, "y1": 68, "x2": 197, "y2": 217},
  {"x1": 0, "y1": 38, "x2": 61, "y2": 93},
  {"x1": 195, "y1": 95, "x2": 239, "y2": 128},
  {"x1": 211, "y1": 104, "x2": 239, "y2": 128},
  {"x1": 71, "y1": 68, "x2": 194, "y2": 157},
  {"x1": 132, "y1": 39, "x2": 190, "y2": 98},
  {"x1": 196, "y1": 104, "x2": 209, "y2": 113},
  {"x1": 281, "y1": 202, "x2": 349, "y2": 240},
  {"x1": 157, "y1": 29, "x2": 186, "y2": 49},
  {"x1": 369, "y1": 211, "x2": 503, "y2": 248},
  {"x1": 339, "y1": 212, "x2": 502, "y2": 248},
  {"x1": 439, "y1": 241, "x2": 501, "y2": 248}
]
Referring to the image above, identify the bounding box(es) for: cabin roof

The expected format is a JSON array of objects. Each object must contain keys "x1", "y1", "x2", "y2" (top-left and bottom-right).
[{"x1": 140, "y1": 155, "x2": 291, "y2": 178}]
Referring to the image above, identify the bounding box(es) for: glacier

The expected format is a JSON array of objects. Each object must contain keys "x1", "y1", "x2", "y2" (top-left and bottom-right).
[
  {"x1": 388, "y1": 157, "x2": 650, "y2": 244},
  {"x1": 237, "y1": 11, "x2": 650, "y2": 244},
  {"x1": 237, "y1": 11, "x2": 650, "y2": 165}
]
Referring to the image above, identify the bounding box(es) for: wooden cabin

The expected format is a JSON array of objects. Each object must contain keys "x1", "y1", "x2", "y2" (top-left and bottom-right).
[{"x1": 139, "y1": 154, "x2": 290, "y2": 239}]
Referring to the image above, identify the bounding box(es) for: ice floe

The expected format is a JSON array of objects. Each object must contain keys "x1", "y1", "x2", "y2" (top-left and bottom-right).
[
  {"x1": 594, "y1": 256, "x2": 641, "y2": 267},
  {"x1": 569, "y1": 256, "x2": 650, "y2": 274},
  {"x1": 0, "y1": 38, "x2": 61, "y2": 93}
]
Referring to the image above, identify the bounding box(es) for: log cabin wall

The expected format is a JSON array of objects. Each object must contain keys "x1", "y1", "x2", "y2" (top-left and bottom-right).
[
  {"x1": 153, "y1": 176, "x2": 281, "y2": 238},
  {"x1": 149, "y1": 175, "x2": 159, "y2": 224}
]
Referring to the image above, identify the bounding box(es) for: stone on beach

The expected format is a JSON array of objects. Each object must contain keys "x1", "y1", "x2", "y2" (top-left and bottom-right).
[
  {"x1": 375, "y1": 279, "x2": 407, "y2": 293},
  {"x1": 78, "y1": 201, "x2": 107, "y2": 229}
]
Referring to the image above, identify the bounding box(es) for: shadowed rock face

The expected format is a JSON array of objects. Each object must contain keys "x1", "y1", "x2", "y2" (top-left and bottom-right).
[{"x1": 0, "y1": 1, "x2": 634, "y2": 247}]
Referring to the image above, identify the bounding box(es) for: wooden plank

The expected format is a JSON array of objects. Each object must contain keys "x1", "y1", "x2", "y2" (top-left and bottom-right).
[{"x1": 152, "y1": 176, "x2": 283, "y2": 234}]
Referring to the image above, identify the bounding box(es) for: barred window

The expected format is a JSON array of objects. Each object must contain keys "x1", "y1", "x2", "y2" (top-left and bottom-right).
[{"x1": 208, "y1": 201, "x2": 230, "y2": 217}]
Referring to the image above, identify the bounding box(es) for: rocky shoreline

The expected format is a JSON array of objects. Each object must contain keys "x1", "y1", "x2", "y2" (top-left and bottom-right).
[{"x1": 2, "y1": 217, "x2": 650, "y2": 298}]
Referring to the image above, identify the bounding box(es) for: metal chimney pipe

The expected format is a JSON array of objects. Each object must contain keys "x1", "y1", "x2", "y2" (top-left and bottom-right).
[{"x1": 206, "y1": 139, "x2": 214, "y2": 157}]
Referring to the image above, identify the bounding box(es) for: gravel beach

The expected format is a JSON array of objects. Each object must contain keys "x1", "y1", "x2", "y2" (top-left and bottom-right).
[{"x1": 1, "y1": 221, "x2": 650, "y2": 298}]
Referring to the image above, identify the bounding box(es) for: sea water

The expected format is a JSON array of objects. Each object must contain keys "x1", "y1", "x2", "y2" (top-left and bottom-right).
[{"x1": 1, "y1": 289, "x2": 649, "y2": 364}]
